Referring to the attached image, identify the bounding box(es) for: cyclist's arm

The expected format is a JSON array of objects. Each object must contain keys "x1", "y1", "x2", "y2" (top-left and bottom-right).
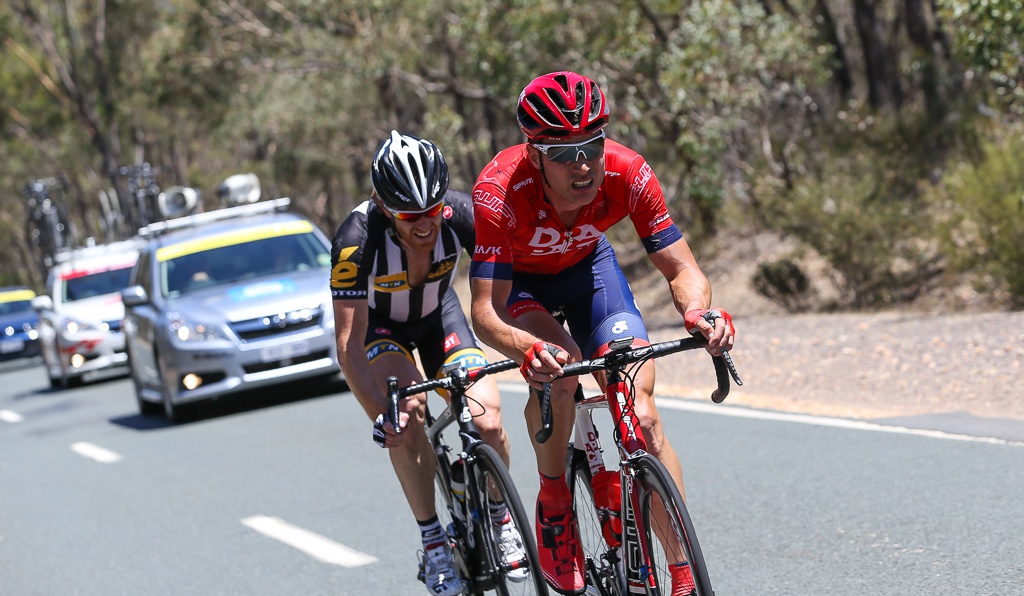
[
  {"x1": 332, "y1": 299, "x2": 387, "y2": 420},
  {"x1": 470, "y1": 277, "x2": 540, "y2": 364},
  {"x1": 648, "y1": 239, "x2": 733, "y2": 353}
]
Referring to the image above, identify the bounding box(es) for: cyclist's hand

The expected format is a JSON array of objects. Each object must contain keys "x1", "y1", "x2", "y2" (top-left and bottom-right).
[
  {"x1": 371, "y1": 411, "x2": 411, "y2": 449},
  {"x1": 520, "y1": 341, "x2": 567, "y2": 390},
  {"x1": 684, "y1": 308, "x2": 736, "y2": 356}
]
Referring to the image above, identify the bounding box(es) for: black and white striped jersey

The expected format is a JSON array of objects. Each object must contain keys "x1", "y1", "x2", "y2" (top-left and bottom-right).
[{"x1": 329, "y1": 190, "x2": 476, "y2": 323}]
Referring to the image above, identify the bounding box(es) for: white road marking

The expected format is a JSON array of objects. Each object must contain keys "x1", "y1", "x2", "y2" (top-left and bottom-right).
[
  {"x1": 498, "y1": 383, "x2": 1024, "y2": 447},
  {"x1": 655, "y1": 398, "x2": 1024, "y2": 447},
  {"x1": 70, "y1": 441, "x2": 123, "y2": 463},
  {"x1": 242, "y1": 515, "x2": 378, "y2": 567},
  {"x1": 0, "y1": 410, "x2": 23, "y2": 423}
]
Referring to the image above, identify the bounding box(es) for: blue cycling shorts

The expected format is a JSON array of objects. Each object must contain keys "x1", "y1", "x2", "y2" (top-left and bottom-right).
[{"x1": 506, "y1": 236, "x2": 650, "y2": 358}]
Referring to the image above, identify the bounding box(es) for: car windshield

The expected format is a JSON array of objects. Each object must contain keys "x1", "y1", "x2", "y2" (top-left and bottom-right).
[
  {"x1": 161, "y1": 232, "x2": 329, "y2": 298},
  {"x1": 62, "y1": 267, "x2": 134, "y2": 302},
  {"x1": 0, "y1": 300, "x2": 33, "y2": 316}
]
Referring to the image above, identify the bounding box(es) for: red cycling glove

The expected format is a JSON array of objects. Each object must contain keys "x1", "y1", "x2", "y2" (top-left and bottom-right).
[
  {"x1": 684, "y1": 308, "x2": 736, "y2": 336},
  {"x1": 520, "y1": 341, "x2": 564, "y2": 380}
]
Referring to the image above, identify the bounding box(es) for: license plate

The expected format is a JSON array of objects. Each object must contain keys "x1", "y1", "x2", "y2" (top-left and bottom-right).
[
  {"x1": 259, "y1": 342, "x2": 310, "y2": 363},
  {"x1": 0, "y1": 340, "x2": 25, "y2": 354}
]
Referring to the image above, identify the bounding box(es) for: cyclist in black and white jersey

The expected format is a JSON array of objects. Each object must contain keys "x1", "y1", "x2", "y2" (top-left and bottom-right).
[{"x1": 331, "y1": 131, "x2": 527, "y2": 595}]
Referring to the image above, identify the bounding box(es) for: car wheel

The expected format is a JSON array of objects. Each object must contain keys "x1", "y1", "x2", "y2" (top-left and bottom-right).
[{"x1": 133, "y1": 371, "x2": 162, "y2": 417}]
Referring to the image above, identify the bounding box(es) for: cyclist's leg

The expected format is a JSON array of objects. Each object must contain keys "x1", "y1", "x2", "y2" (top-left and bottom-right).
[
  {"x1": 364, "y1": 324, "x2": 438, "y2": 522},
  {"x1": 564, "y1": 240, "x2": 690, "y2": 567},
  {"x1": 422, "y1": 289, "x2": 511, "y2": 468}
]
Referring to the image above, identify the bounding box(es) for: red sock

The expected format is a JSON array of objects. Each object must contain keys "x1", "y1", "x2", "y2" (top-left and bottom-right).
[
  {"x1": 537, "y1": 473, "x2": 572, "y2": 516},
  {"x1": 670, "y1": 561, "x2": 695, "y2": 596}
]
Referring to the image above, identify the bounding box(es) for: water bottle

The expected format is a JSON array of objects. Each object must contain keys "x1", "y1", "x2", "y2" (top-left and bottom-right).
[{"x1": 591, "y1": 470, "x2": 622, "y2": 547}]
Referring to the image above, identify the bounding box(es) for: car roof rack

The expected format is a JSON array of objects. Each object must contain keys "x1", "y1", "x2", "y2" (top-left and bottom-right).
[{"x1": 137, "y1": 197, "x2": 292, "y2": 237}]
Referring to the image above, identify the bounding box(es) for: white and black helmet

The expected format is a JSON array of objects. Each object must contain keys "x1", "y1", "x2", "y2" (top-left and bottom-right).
[{"x1": 371, "y1": 130, "x2": 449, "y2": 212}]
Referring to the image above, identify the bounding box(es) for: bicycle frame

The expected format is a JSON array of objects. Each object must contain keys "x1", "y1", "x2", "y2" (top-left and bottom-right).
[
  {"x1": 572, "y1": 366, "x2": 670, "y2": 593},
  {"x1": 387, "y1": 359, "x2": 545, "y2": 593},
  {"x1": 543, "y1": 334, "x2": 742, "y2": 596}
]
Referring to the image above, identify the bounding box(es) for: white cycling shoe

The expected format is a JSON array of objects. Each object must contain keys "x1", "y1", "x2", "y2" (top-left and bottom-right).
[
  {"x1": 494, "y1": 515, "x2": 530, "y2": 583},
  {"x1": 420, "y1": 543, "x2": 465, "y2": 596}
]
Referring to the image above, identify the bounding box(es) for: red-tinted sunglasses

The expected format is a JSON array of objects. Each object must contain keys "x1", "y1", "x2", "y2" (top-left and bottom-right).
[{"x1": 390, "y1": 201, "x2": 444, "y2": 222}]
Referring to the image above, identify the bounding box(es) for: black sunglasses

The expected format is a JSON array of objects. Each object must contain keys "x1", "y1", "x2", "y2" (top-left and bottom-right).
[{"x1": 532, "y1": 131, "x2": 606, "y2": 164}]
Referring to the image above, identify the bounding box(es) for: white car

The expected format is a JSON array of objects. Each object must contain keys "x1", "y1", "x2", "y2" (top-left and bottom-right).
[
  {"x1": 120, "y1": 198, "x2": 340, "y2": 422},
  {"x1": 33, "y1": 239, "x2": 143, "y2": 388}
]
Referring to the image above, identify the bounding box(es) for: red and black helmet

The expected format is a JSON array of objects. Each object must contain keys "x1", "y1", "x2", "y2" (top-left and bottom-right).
[{"x1": 517, "y1": 71, "x2": 610, "y2": 140}]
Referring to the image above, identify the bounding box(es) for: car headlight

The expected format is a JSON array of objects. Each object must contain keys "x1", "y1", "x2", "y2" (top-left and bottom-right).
[
  {"x1": 63, "y1": 317, "x2": 101, "y2": 335},
  {"x1": 166, "y1": 312, "x2": 227, "y2": 343}
]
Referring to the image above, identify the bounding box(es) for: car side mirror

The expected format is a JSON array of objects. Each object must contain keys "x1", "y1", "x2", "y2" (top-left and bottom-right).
[
  {"x1": 31, "y1": 295, "x2": 54, "y2": 311},
  {"x1": 120, "y1": 286, "x2": 150, "y2": 307}
]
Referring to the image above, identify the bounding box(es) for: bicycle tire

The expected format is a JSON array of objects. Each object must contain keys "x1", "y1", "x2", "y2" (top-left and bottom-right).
[
  {"x1": 469, "y1": 443, "x2": 549, "y2": 596},
  {"x1": 632, "y1": 453, "x2": 713, "y2": 596},
  {"x1": 566, "y1": 447, "x2": 624, "y2": 596}
]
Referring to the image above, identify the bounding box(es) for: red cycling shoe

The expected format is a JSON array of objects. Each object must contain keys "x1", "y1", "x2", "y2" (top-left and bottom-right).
[{"x1": 535, "y1": 501, "x2": 585, "y2": 595}]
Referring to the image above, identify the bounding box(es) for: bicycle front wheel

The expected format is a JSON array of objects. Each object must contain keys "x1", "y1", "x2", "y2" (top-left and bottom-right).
[
  {"x1": 567, "y1": 447, "x2": 624, "y2": 596},
  {"x1": 470, "y1": 443, "x2": 549, "y2": 596},
  {"x1": 632, "y1": 453, "x2": 713, "y2": 596}
]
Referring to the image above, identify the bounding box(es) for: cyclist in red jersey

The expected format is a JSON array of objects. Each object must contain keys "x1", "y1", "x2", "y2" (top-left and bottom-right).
[{"x1": 469, "y1": 72, "x2": 735, "y2": 596}]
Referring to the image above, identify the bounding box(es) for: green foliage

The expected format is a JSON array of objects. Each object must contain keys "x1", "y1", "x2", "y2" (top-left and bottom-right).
[
  {"x1": 758, "y1": 115, "x2": 945, "y2": 309},
  {"x1": 931, "y1": 128, "x2": 1024, "y2": 306},
  {"x1": 941, "y1": 0, "x2": 1024, "y2": 114}
]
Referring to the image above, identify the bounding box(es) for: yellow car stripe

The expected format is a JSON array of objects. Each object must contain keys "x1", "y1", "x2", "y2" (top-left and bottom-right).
[
  {"x1": 0, "y1": 289, "x2": 36, "y2": 303},
  {"x1": 156, "y1": 220, "x2": 313, "y2": 262}
]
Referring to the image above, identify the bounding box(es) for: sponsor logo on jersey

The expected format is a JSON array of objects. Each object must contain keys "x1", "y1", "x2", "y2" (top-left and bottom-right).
[
  {"x1": 474, "y1": 245, "x2": 502, "y2": 256},
  {"x1": 375, "y1": 327, "x2": 392, "y2": 336},
  {"x1": 628, "y1": 162, "x2": 654, "y2": 210},
  {"x1": 648, "y1": 212, "x2": 671, "y2": 228},
  {"x1": 443, "y1": 332, "x2": 460, "y2": 352},
  {"x1": 330, "y1": 247, "x2": 360, "y2": 289},
  {"x1": 513, "y1": 178, "x2": 534, "y2": 192},
  {"x1": 473, "y1": 190, "x2": 516, "y2": 225},
  {"x1": 443, "y1": 205, "x2": 454, "y2": 219},
  {"x1": 527, "y1": 224, "x2": 601, "y2": 256},
  {"x1": 428, "y1": 259, "x2": 456, "y2": 280},
  {"x1": 374, "y1": 272, "x2": 408, "y2": 292},
  {"x1": 331, "y1": 289, "x2": 365, "y2": 298}
]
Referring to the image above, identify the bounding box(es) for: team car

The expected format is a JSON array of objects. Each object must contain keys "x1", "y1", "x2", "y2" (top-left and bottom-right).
[
  {"x1": 120, "y1": 198, "x2": 340, "y2": 422},
  {"x1": 0, "y1": 286, "x2": 41, "y2": 363},
  {"x1": 33, "y1": 239, "x2": 142, "y2": 387}
]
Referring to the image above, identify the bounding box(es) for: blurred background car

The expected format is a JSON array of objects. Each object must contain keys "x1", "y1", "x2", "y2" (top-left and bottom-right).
[
  {"x1": 33, "y1": 239, "x2": 142, "y2": 388},
  {"x1": 0, "y1": 286, "x2": 41, "y2": 364},
  {"x1": 120, "y1": 198, "x2": 340, "y2": 422}
]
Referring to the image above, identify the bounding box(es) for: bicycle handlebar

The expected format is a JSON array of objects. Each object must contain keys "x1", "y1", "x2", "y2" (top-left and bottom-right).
[
  {"x1": 384, "y1": 359, "x2": 520, "y2": 435},
  {"x1": 535, "y1": 336, "x2": 744, "y2": 444}
]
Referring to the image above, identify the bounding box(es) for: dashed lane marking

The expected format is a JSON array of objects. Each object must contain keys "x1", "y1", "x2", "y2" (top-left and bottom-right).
[
  {"x1": 0, "y1": 410, "x2": 23, "y2": 423},
  {"x1": 242, "y1": 515, "x2": 378, "y2": 567},
  {"x1": 70, "y1": 442, "x2": 123, "y2": 463}
]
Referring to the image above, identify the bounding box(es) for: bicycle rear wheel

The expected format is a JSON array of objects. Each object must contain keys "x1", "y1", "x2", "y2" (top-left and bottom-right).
[
  {"x1": 470, "y1": 443, "x2": 549, "y2": 595},
  {"x1": 632, "y1": 453, "x2": 713, "y2": 596},
  {"x1": 567, "y1": 447, "x2": 624, "y2": 596}
]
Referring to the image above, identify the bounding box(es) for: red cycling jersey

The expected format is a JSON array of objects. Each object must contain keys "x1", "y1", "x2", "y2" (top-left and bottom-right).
[{"x1": 470, "y1": 139, "x2": 682, "y2": 280}]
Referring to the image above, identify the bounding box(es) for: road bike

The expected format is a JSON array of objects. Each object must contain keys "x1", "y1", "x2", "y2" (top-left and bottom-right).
[
  {"x1": 387, "y1": 359, "x2": 550, "y2": 595},
  {"x1": 534, "y1": 335, "x2": 742, "y2": 596}
]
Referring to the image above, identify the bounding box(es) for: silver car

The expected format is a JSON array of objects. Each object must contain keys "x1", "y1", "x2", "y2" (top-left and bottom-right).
[
  {"x1": 120, "y1": 199, "x2": 340, "y2": 422},
  {"x1": 33, "y1": 239, "x2": 142, "y2": 387}
]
